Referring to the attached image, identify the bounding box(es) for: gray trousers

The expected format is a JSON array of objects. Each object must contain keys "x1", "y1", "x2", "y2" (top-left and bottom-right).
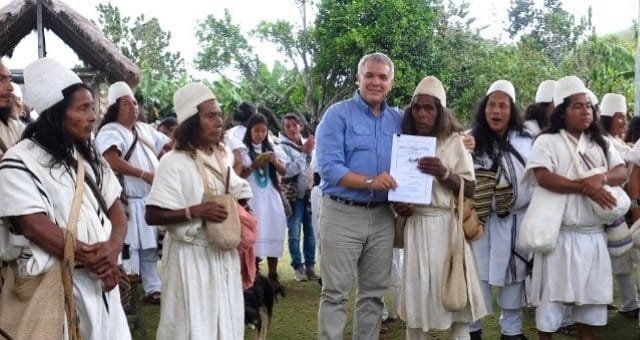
[{"x1": 317, "y1": 197, "x2": 394, "y2": 340}]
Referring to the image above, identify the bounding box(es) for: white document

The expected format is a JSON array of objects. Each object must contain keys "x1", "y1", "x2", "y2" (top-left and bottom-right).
[{"x1": 388, "y1": 134, "x2": 437, "y2": 205}]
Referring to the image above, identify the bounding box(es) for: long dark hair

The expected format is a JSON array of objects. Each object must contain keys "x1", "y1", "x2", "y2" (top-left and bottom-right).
[
  {"x1": 471, "y1": 94, "x2": 525, "y2": 159},
  {"x1": 599, "y1": 115, "x2": 614, "y2": 135},
  {"x1": 401, "y1": 96, "x2": 463, "y2": 140},
  {"x1": 21, "y1": 83, "x2": 104, "y2": 186},
  {"x1": 243, "y1": 113, "x2": 280, "y2": 190},
  {"x1": 524, "y1": 102, "x2": 552, "y2": 131},
  {"x1": 98, "y1": 99, "x2": 121, "y2": 131},
  {"x1": 543, "y1": 97, "x2": 608, "y2": 155}
]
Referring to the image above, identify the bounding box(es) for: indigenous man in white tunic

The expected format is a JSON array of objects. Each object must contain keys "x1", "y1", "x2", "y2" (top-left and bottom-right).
[
  {"x1": 394, "y1": 76, "x2": 487, "y2": 339},
  {"x1": 0, "y1": 57, "x2": 130, "y2": 339},
  {"x1": 0, "y1": 61, "x2": 24, "y2": 264},
  {"x1": 0, "y1": 61, "x2": 23, "y2": 161},
  {"x1": 598, "y1": 93, "x2": 640, "y2": 318},
  {"x1": 146, "y1": 83, "x2": 252, "y2": 340},
  {"x1": 526, "y1": 76, "x2": 627, "y2": 340},
  {"x1": 469, "y1": 80, "x2": 533, "y2": 340},
  {"x1": 95, "y1": 81, "x2": 170, "y2": 303}
]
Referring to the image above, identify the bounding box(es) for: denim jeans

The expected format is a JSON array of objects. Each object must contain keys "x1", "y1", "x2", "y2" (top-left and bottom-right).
[{"x1": 287, "y1": 197, "x2": 316, "y2": 269}]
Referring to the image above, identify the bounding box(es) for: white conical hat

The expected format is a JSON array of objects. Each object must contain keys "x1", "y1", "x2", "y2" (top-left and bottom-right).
[
  {"x1": 173, "y1": 82, "x2": 216, "y2": 123},
  {"x1": 23, "y1": 57, "x2": 82, "y2": 113},
  {"x1": 600, "y1": 93, "x2": 627, "y2": 117},
  {"x1": 413, "y1": 76, "x2": 446, "y2": 107},
  {"x1": 108, "y1": 81, "x2": 134, "y2": 107},
  {"x1": 534, "y1": 80, "x2": 555, "y2": 103},
  {"x1": 487, "y1": 80, "x2": 516, "y2": 103},
  {"x1": 553, "y1": 75, "x2": 588, "y2": 108}
]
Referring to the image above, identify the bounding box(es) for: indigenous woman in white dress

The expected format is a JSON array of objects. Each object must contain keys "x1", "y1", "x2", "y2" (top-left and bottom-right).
[
  {"x1": 146, "y1": 83, "x2": 252, "y2": 340},
  {"x1": 526, "y1": 76, "x2": 627, "y2": 340},
  {"x1": 0, "y1": 58, "x2": 130, "y2": 340},
  {"x1": 240, "y1": 113, "x2": 288, "y2": 288},
  {"x1": 597, "y1": 93, "x2": 640, "y2": 318},
  {"x1": 469, "y1": 80, "x2": 533, "y2": 340},
  {"x1": 95, "y1": 81, "x2": 170, "y2": 304},
  {"x1": 523, "y1": 80, "x2": 555, "y2": 137},
  {"x1": 394, "y1": 76, "x2": 487, "y2": 340}
]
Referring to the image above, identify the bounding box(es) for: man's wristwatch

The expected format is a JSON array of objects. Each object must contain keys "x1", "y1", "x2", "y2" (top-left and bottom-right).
[
  {"x1": 631, "y1": 199, "x2": 640, "y2": 210},
  {"x1": 364, "y1": 176, "x2": 374, "y2": 191}
]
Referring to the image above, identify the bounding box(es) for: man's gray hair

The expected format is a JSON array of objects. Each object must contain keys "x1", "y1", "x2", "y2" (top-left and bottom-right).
[{"x1": 357, "y1": 52, "x2": 394, "y2": 78}]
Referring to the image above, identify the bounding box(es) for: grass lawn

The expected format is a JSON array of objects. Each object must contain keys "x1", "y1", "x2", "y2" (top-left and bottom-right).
[{"x1": 132, "y1": 250, "x2": 640, "y2": 339}]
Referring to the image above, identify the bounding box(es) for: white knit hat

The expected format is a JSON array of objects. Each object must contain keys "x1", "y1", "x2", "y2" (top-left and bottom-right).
[
  {"x1": 586, "y1": 89, "x2": 598, "y2": 105},
  {"x1": 11, "y1": 82, "x2": 22, "y2": 100},
  {"x1": 108, "y1": 81, "x2": 134, "y2": 107},
  {"x1": 487, "y1": 80, "x2": 516, "y2": 103},
  {"x1": 173, "y1": 82, "x2": 216, "y2": 123},
  {"x1": 553, "y1": 75, "x2": 588, "y2": 108},
  {"x1": 413, "y1": 76, "x2": 446, "y2": 107},
  {"x1": 600, "y1": 93, "x2": 627, "y2": 117},
  {"x1": 23, "y1": 57, "x2": 82, "y2": 113},
  {"x1": 534, "y1": 80, "x2": 555, "y2": 103}
]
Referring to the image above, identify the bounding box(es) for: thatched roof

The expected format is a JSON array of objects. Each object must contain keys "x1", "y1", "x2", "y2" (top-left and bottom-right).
[{"x1": 0, "y1": 0, "x2": 140, "y2": 87}]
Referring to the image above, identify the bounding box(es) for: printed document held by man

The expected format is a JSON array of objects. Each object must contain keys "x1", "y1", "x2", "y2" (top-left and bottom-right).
[{"x1": 388, "y1": 134, "x2": 436, "y2": 205}]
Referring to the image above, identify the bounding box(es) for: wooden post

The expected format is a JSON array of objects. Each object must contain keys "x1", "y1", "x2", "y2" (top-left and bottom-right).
[{"x1": 36, "y1": 0, "x2": 46, "y2": 58}]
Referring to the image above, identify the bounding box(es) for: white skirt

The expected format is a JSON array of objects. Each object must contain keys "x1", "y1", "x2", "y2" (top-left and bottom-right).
[
  {"x1": 529, "y1": 227, "x2": 612, "y2": 306},
  {"x1": 125, "y1": 198, "x2": 158, "y2": 250},
  {"x1": 156, "y1": 236, "x2": 244, "y2": 340},
  {"x1": 248, "y1": 181, "x2": 287, "y2": 258},
  {"x1": 400, "y1": 207, "x2": 487, "y2": 331}
]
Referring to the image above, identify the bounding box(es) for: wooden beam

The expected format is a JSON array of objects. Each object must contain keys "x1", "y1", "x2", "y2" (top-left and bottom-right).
[{"x1": 36, "y1": 0, "x2": 46, "y2": 57}]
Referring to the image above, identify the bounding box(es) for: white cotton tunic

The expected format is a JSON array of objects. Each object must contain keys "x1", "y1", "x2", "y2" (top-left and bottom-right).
[
  {"x1": 242, "y1": 144, "x2": 288, "y2": 257},
  {"x1": 471, "y1": 131, "x2": 534, "y2": 286},
  {"x1": 400, "y1": 134, "x2": 487, "y2": 331},
  {"x1": 0, "y1": 139, "x2": 130, "y2": 340},
  {"x1": 94, "y1": 122, "x2": 169, "y2": 250},
  {"x1": 0, "y1": 117, "x2": 25, "y2": 260},
  {"x1": 146, "y1": 149, "x2": 252, "y2": 340},
  {"x1": 604, "y1": 135, "x2": 636, "y2": 275},
  {"x1": 525, "y1": 132, "x2": 623, "y2": 306},
  {"x1": 523, "y1": 120, "x2": 542, "y2": 137}
]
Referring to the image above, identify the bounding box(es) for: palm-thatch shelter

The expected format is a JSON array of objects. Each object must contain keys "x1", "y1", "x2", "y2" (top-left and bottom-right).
[{"x1": 0, "y1": 0, "x2": 139, "y2": 111}]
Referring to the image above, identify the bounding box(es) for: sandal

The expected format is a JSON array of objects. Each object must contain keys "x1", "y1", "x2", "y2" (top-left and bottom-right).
[{"x1": 143, "y1": 291, "x2": 161, "y2": 305}]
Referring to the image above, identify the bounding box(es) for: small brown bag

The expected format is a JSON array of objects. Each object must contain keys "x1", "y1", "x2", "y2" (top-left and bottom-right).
[
  {"x1": 459, "y1": 181, "x2": 484, "y2": 241},
  {"x1": 195, "y1": 152, "x2": 242, "y2": 250},
  {"x1": 442, "y1": 179, "x2": 469, "y2": 312}
]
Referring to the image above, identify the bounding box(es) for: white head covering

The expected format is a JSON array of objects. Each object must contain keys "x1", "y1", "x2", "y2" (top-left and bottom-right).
[
  {"x1": 413, "y1": 76, "x2": 446, "y2": 107},
  {"x1": 586, "y1": 89, "x2": 599, "y2": 105},
  {"x1": 173, "y1": 82, "x2": 216, "y2": 124},
  {"x1": 534, "y1": 80, "x2": 555, "y2": 103},
  {"x1": 600, "y1": 93, "x2": 627, "y2": 117},
  {"x1": 23, "y1": 57, "x2": 82, "y2": 113},
  {"x1": 107, "y1": 81, "x2": 134, "y2": 107},
  {"x1": 486, "y1": 80, "x2": 516, "y2": 103},
  {"x1": 10, "y1": 82, "x2": 22, "y2": 100},
  {"x1": 553, "y1": 75, "x2": 588, "y2": 108}
]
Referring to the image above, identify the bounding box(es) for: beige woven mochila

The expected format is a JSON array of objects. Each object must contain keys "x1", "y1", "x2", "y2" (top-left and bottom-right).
[{"x1": 0, "y1": 155, "x2": 85, "y2": 340}]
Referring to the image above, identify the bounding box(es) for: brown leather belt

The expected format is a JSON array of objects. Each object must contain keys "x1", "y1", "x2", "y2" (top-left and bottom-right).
[{"x1": 326, "y1": 194, "x2": 388, "y2": 209}]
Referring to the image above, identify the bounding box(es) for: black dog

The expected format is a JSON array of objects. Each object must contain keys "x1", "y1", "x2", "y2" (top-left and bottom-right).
[{"x1": 244, "y1": 274, "x2": 285, "y2": 339}]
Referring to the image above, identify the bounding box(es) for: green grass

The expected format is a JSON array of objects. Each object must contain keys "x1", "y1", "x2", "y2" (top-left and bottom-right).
[{"x1": 132, "y1": 251, "x2": 640, "y2": 339}]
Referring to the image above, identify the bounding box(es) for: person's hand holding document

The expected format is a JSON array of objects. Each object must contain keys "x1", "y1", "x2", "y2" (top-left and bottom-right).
[{"x1": 388, "y1": 134, "x2": 437, "y2": 205}]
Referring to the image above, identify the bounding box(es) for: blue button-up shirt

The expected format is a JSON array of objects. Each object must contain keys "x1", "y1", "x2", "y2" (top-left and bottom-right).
[{"x1": 316, "y1": 91, "x2": 403, "y2": 202}]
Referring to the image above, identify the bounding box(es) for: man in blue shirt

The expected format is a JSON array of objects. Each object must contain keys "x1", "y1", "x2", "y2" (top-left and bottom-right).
[{"x1": 316, "y1": 52, "x2": 403, "y2": 339}]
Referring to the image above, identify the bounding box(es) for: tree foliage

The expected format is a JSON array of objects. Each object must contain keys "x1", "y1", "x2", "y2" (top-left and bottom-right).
[
  {"x1": 507, "y1": 0, "x2": 592, "y2": 66},
  {"x1": 96, "y1": 3, "x2": 186, "y2": 117},
  {"x1": 96, "y1": 1, "x2": 637, "y2": 126}
]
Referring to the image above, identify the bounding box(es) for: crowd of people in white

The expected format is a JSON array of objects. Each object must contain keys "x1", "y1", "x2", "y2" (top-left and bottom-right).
[{"x1": 0, "y1": 52, "x2": 639, "y2": 340}]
